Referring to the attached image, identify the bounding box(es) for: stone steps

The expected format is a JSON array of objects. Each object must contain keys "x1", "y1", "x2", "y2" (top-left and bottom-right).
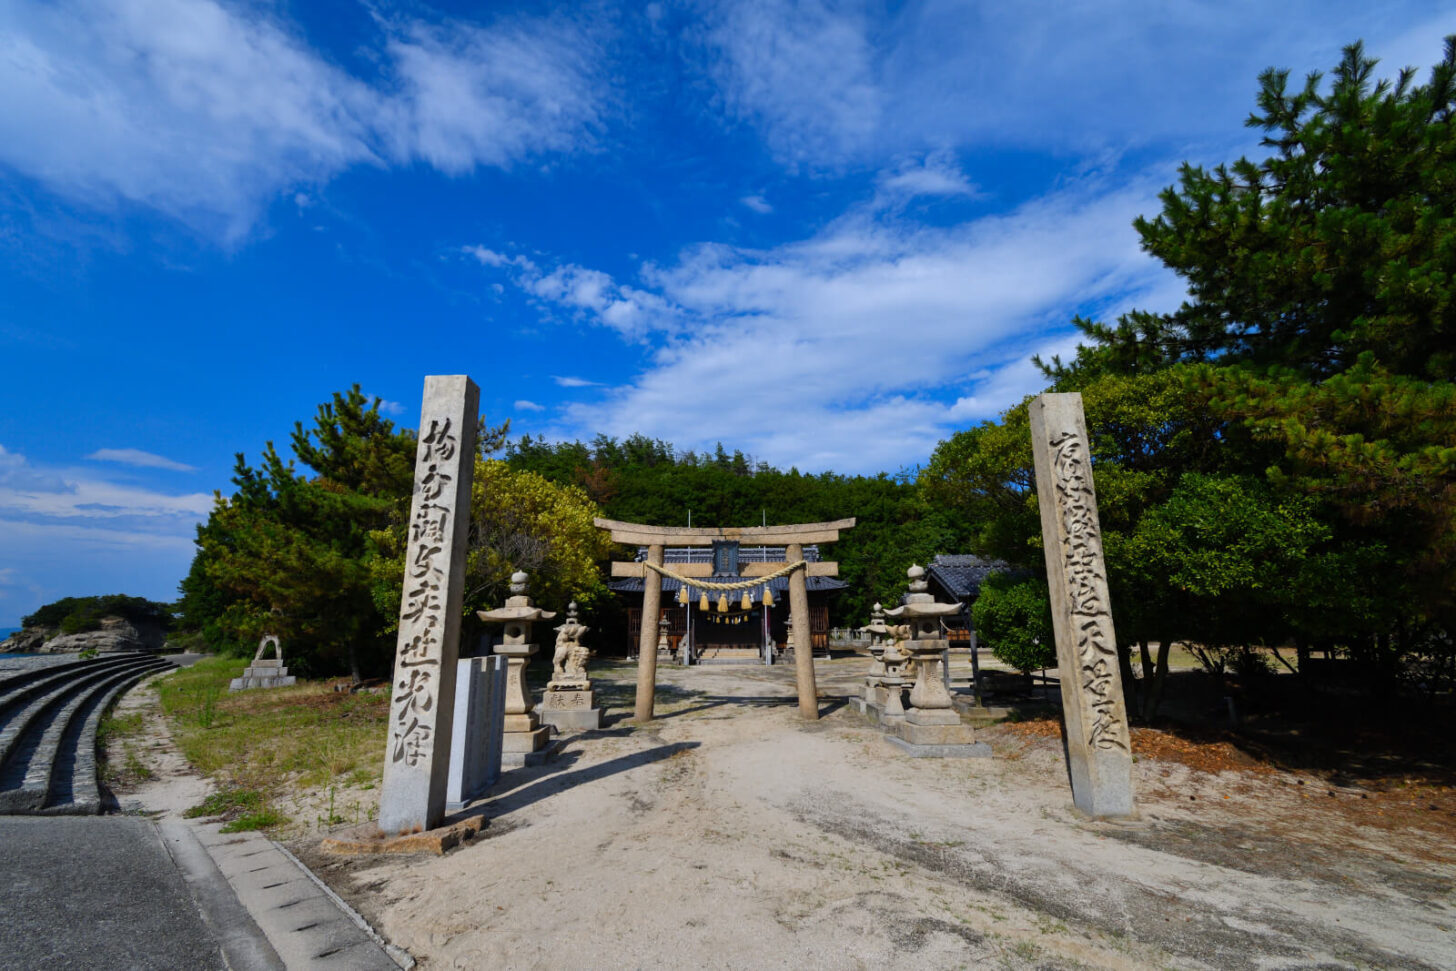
[{"x1": 0, "y1": 654, "x2": 171, "y2": 814}]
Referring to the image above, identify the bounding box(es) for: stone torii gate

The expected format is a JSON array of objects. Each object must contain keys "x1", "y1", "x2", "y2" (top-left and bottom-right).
[{"x1": 595, "y1": 517, "x2": 855, "y2": 722}]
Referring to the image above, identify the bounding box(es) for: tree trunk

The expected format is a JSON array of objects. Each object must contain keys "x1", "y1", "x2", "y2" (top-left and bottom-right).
[
  {"x1": 1117, "y1": 643, "x2": 1141, "y2": 722},
  {"x1": 1143, "y1": 636, "x2": 1172, "y2": 721}
]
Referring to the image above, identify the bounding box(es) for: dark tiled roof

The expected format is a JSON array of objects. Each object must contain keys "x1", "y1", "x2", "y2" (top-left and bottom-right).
[{"x1": 924, "y1": 554, "x2": 1016, "y2": 602}]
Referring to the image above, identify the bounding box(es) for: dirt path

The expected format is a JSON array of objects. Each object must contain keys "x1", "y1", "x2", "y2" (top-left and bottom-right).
[{"x1": 289, "y1": 661, "x2": 1455, "y2": 970}]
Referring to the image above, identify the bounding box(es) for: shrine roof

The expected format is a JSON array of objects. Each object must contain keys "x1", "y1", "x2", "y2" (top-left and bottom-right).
[{"x1": 923, "y1": 554, "x2": 1020, "y2": 602}]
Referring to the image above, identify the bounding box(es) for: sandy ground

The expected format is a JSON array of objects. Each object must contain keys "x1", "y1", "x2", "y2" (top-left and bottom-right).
[
  {"x1": 273, "y1": 660, "x2": 1456, "y2": 971},
  {"x1": 108, "y1": 670, "x2": 213, "y2": 819}
]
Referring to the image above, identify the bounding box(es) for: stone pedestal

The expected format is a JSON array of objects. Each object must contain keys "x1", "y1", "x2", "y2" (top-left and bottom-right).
[
  {"x1": 497, "y1": 643, "x2": 550, "y2": 759},
  {"x1": 228, "y1": 658, "x2": 297, "y2": 692},
  {"x1": 230, "y1": 634, "x2": 297, "y2": 691},
  {"x1": 539, "y1": 682, "x2": 602, "y2": 731}
]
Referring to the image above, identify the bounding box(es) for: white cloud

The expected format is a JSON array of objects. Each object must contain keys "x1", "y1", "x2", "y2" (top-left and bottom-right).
[
  {"x1": 552, "y1": 376, "x2": 600, "y2": 388},
  {"x1": 0, "y1": 445, "x2": 69, "y2": 492},
  {"x1": 696, "y1": 0, "x2": 882, "y2": 167},
  {"x1": 741, "y1": 194, "x2": 773, "y2": 214},
  {"x1": 521, "y1": 168, "x2": 1187, "y2": 472},
  {"x1": 876, "y1": 152, "x2": 978, "y2": 202},
  {"x1": 0, "y1": 0, "x2": 609, "y2": 239},
  {"x1": 381, "y1": 13, "x2": 605, "y2": 174},
  {"x1": 0, "y1": 445, "x2": 210, "y2": 521},
  {"x1": 690, "y1": 0, "x2": 1456, "y2": 168},
  {"x1": 470, "y1": 250, "x2": 679, "y2": 338},
  {"x1": 86, "y1": 448, "x2": 197, "y2": 472},
  {"x1": 514, "y1": 399, "x2": 545, "y2": 412}
]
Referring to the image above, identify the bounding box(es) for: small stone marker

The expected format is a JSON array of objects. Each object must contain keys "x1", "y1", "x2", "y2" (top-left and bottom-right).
[
  {"x1": 228, "y1": 634, "x2": 297, "y2": 691},
  {"x1": 448, "y1": 655, "x2": 507, "y2": 809},
  {"x1": 379, "y1": 375, "x2": 479, "y2": 836},
  {"x1": 1029, "y1": 392, "x2": 1134, "y2": 817}
]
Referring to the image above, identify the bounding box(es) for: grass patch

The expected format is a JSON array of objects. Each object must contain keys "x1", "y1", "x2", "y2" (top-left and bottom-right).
[
  {"x1": 221, "y1": 809, "x2": 288, "y2": 833},
  {"x1": 98, "y1": 708, "x2": 152, "y2": 788},
  {"x1": 156, "y1": 657, "x2": 390, "y2": 831},
  {"x1": 186, "y1": 787, "x2": 264, "y2": 818}
]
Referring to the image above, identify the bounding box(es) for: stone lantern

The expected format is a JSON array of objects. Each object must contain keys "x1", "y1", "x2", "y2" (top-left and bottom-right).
[
  {"x1": 882, "y1": 565, "x2": 987, "y2": 754},
  {"x1": 854, "y1": 603, "x2": 893, "y2": 713},
  {"x1": 477, "y1": 571, "x2": 554, "y2": 761}
]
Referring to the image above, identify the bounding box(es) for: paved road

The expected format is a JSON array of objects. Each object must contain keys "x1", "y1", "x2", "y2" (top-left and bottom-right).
[{"x1": 0, "y1": 816, "x2": 232, "y2": 970}]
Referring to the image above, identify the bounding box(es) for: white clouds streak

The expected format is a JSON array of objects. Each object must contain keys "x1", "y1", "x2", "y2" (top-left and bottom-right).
[
  {"x1": 492, "y1": 171, "x2": 1183, "y2": 472},
  {"x1": 698, "y1": 0, "x2": 882, "y2": 167},
  {"x1": 86, "y1": 448, "x2": 197, "y2": 472},
  {"x1": 0, "y1": 0, "x2": 608, "y2": 238},
  {"x1": 465, "y1": 246, "x2": 677, "y2": 338},
  {"x1": 692, "y1": 0, "x2": 1456, "y2": 168}
]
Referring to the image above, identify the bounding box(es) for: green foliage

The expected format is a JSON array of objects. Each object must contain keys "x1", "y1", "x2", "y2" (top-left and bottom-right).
[
  {"x1": 971, "y1": 574, "x2": 1055, "y2": 674},
  {"x1": 369, "y1": 457, "x2": 613, "y2": 645},
  {"x1": 923, "y1": 40, "x2": 1456, "y2": 702},
  {"x1": 508, "y1": 434, "x2": 970, "y2": 625},
  {"x1": 177, "y1": 386, "x2": 597, "y2": 677},
  {"x1": 23, "y1": 594, "x2": 172, "y2": 634}
]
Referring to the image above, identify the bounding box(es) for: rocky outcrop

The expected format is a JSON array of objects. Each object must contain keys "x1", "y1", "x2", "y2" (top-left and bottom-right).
[
  {"x1": 0, "y1": 616, "x2": 165, "y2": 655},
  {"x1": 1, "y1": 628, "x2": 53, "y2": 654}
]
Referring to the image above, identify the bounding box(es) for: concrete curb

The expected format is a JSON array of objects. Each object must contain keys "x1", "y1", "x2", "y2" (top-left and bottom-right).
[
  {"x1": 189, "y1": 821, "x2": 403, "y2": 970},
  {"x1": 158, "y1": 821, "x2": 285, "y2": 971}
]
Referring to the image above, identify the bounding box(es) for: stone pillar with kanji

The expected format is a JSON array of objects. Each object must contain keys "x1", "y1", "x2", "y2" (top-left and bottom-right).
[
  {"x1": 379, "y1": 375, "x2": 479, "y2": 835},
  {"x1": 1030, "y1": 392, "x2": 1134, "y2": 817}
]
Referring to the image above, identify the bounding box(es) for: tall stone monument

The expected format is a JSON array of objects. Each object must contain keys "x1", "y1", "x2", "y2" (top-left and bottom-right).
[
  {"x1": 477, "y1": 572, "x2": 554, "y2": 764},
  {"x1": 379, "y1": 375, "x2": 479, "y2": 836},
  {"x1": 1029, "y1": 393, "x2": 1134, "y2": 817}
]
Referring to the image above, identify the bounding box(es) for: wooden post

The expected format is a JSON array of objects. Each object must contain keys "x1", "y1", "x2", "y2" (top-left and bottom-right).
[
  {"x1": 787, "y1": 542, "x2": 818, "y2": 720},
  {"x1": 634, "y1": 544, "x2": 664, "y2": 722}
]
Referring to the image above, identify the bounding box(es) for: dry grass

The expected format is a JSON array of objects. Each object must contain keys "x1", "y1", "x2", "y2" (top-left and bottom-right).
[{"x1": 155, "y1": 657, "x2": 390, "y2": 830}]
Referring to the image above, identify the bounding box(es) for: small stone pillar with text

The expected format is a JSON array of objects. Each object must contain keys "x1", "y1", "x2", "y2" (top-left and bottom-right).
[
  {"x1": 378, "y1": 375, "x2": 479, "y2": 835},
  {"x1": 1029, "y1": 392, "x2": 1134, "y2": 818}
]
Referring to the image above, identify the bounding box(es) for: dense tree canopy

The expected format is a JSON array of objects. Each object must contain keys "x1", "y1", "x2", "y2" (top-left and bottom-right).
[
  {"x1": 508, "y1": 434, "x2": 969, "y2": 625},
  {"x1": 926, "y1": 40, "x2": 1456, "y2": 710},
  {"x1": 178, "y1": 388, "x2": 607, "y2": 678}
]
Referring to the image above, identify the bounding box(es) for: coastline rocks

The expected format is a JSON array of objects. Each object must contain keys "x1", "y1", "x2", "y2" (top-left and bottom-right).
[{"x1": 0, "y1": 616, "x2": 165, "y2": 654}]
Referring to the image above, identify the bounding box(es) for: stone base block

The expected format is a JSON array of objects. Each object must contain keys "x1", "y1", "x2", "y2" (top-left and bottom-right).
[
  {"x1": 500, "y1": 738, "x2": 562, "y2": 768},
  {"x1": 539, "y1": 707, "x2": 603, "y2": 731},
  {"x1": 892, "y1": 718, "x2": 978, "y2": 747},
  {"x1": 228, "y1": 675, "x2": 297, "y2": 692},
  {"x1": 501, "y1": 726, "x2": 550, "y2": 754},
  {"x1": 885, "y1": 736, "x2": 992, "y2": 759},
  {"x1": 542, "y1": 688, "x2": 595, "y2": 711},
  {"x1": 502, "y1": 713, "x2": 541, "y2": 734},
  {"x1": 905, "y1": 708, "x2": 961, "y2": 726}
]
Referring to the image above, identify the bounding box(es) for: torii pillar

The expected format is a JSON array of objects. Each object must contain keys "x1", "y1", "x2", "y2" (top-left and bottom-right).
[{"x1": 597, "y1": 518, "x2": 855, "y2": 722}]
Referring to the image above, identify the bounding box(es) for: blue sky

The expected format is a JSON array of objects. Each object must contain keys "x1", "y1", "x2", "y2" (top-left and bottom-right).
[{"x1": 1, "y1": 0, "x2": 1453, "y2": 626}]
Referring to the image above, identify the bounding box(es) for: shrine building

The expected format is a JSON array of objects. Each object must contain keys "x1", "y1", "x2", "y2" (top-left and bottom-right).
[{"x1": 607, "y1": 541, "x2": 847, "y2": 664}]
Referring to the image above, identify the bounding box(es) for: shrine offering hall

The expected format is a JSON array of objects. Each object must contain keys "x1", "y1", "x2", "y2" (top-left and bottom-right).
[{"x1": 600, "y1": 520, "x2": 853, "y2": 665}]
